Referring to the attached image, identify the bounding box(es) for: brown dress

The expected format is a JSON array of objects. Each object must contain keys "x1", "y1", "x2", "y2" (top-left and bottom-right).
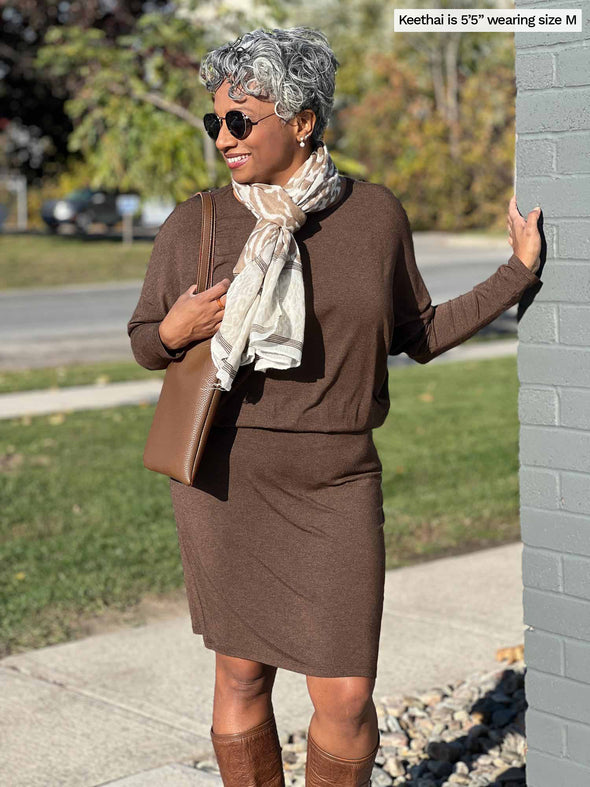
[{"x1": 127, "y1": 177, "x2": 540, "y2": 678}]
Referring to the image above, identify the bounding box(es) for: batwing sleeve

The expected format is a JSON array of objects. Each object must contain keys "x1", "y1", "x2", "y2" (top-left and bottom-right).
[
  {"x1": 388, "y1": 203, "x2": 541, "y2": 364},
  {"x1": 126, "y1": 198, "x2": 202, "y2": 370}
]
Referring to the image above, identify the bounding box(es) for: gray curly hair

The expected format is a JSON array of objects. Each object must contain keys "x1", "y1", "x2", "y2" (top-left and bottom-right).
[{"x1": 199, "y1": 26, "x2": 339, "y2": 144}]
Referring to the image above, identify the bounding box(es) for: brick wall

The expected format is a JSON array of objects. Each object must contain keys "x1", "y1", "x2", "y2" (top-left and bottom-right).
[{"x1": 514, "y1": 2, "x2": 590, "y2": 784}]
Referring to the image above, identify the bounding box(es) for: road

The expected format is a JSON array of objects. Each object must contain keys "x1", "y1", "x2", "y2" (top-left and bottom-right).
[{"x1": 0, "y1": 233, "x2": 517, "y2": 370}]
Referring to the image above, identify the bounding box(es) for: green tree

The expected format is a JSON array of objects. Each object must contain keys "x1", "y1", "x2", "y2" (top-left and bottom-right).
[
  {"x1": 0, "y1": 0, "x2": 168, "y2": 183},
  {"x1": 35, "y1": 2, "x2": 281, "y2": 200},
  {"x1": 36, "y1": 13, "x2": 208, "y2": 200}
]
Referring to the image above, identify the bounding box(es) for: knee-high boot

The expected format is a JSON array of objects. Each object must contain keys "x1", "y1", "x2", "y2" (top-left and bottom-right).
[
  {"x1": 210, "y1": 713, "x2": 286, "y2": 787},
  {"x1": 305, "y1": 727, "x2": 380, "y2": 786}
]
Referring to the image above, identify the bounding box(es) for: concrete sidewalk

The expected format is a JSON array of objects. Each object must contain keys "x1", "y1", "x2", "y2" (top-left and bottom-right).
[{"x1": 0, "y1": 542, "x2": 527, "y2": 787}]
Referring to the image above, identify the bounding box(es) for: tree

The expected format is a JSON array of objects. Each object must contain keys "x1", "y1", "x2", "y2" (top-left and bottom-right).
[
  {"x1": 340, "y1": 28, "x2": 517, "y2": 230},
  {"x1": 287, "y1": 0, "x2": 517, "y2": 229},
  {"x1": 281, "y1": 0, "x2": 391, "y2": 175},
  {"x1": 35, "y1": 1, "x2": 282, "y2": 199},
  {"x1": 0, "y1": 0, "x2": 167, "y2": 182}
]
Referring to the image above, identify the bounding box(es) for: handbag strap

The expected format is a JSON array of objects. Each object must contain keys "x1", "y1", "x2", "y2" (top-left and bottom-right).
[{"x1": 195, "y1": 191, "x2": 216, "y2": 293}]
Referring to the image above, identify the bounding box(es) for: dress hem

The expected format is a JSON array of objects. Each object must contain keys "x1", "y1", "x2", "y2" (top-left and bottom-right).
[{"x1": 192, "y1": 627, "x2": 378, "y2": 680}]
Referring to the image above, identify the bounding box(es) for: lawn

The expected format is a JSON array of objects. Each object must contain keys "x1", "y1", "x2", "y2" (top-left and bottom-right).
[
  {"x1": 0, "y1": 330, "x2": 511, "y2": 397},
  {"x1": 374, "y1": 356, "x2": 522, "y2": 563},
  {"x1": 0, "y1": 234, "x2": 152, "y2": 289},
  {"x1": 0, "y1": 355, "x2": 523, "y2": 655},
  {"x1": 0, "y1": 361, "x2": 164, "y2": 395},
  {"x1": 0, "y1": 231, "x2": 508, "y2": 291}
]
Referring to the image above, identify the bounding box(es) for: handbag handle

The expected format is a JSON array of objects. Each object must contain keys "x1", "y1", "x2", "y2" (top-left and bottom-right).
[{"x1": 195, "y1": 191, "x2": 216, "y2": 294}]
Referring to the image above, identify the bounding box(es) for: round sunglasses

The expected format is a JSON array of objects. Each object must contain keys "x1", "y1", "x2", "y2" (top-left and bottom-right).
[{"x1": 203, "y1": 110, "x2": 276, "y2": 141}]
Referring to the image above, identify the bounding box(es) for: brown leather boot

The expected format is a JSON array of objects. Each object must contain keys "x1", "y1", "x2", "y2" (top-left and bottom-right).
[
  {"x1": 210, "y1": 714, "x2": 286, "y2": 786},
  {"x1": 305, "y1": 729, "x2": 380, "y2": 786}
]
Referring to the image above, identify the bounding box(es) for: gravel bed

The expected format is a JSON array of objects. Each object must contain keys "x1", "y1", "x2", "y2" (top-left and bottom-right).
[{"x1": 192, "y1": 660, "x2": 527, "y2": 786}]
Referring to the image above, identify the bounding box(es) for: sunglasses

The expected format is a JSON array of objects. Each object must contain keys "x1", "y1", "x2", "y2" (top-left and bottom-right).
[{"x1": 203, "y1": 110, "x2": 276, "y2": 141}]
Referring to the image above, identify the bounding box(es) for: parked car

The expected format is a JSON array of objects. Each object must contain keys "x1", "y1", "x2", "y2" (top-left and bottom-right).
[{"x1": 41, "y1": 188, "x2": 123, "y2": 233}]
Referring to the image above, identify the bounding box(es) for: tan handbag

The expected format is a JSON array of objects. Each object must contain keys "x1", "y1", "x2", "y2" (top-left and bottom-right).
[{"x1": 143, "y1": 190, "x2": 223, "y2": 486}]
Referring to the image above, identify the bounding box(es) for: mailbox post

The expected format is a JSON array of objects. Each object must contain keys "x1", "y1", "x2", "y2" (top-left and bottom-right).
[{"x1": 116, "y1": 194, "x2": 141, "y2": 245}]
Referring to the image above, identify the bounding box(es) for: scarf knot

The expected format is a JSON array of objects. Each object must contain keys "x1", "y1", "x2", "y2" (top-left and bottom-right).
[
  {"x1": 210, "y1": 142, "x2": 343, "y2": 391},
  {"x1": 246, "y1": 187, "x2": 307, "y2": 233}
]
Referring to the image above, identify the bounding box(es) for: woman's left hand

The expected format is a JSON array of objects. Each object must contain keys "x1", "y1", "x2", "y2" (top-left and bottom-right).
[{"x1": 507, "y1": 195, "x2": 542, "y2": 274}]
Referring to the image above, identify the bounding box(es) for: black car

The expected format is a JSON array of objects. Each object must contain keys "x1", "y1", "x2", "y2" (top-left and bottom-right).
[{"x1": 41, "y1": 188, "x2": 122, "y2": 233}]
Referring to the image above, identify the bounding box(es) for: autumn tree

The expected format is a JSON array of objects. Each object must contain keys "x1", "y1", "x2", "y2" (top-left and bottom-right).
[
  {"x1": 289, "y1": 0, "x2": 518, "y2": 229},
  {"x1": 341, "y1": 29, "x2": 517, "y2": 230}
]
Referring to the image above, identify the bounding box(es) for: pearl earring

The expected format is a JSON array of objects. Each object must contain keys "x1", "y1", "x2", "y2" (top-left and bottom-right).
[{"x1": 299, "y1": 134, "x2": 308, "y2": 148}]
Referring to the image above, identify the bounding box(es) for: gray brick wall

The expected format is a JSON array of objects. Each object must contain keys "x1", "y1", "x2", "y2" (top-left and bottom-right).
[{"x1": 515, "y1": 1, "x2": 590, "y2": 783}]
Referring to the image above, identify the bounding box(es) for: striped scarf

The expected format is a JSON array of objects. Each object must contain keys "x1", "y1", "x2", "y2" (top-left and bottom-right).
[{"x1": 210, "y1": 141, "x2": 343, "y2": 391}]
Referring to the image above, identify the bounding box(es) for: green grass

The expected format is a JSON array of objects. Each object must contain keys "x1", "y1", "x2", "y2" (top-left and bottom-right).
[
  {"x1": 0, "y1": 403, "x2": 179, "y2": 656},
  {"x1": 0, "y1": 361, "x2": 164, "y2": 395},
  {"x1": 0, "y1": 235, "x2": 151, "y2": 289},
  {"x1": 0, "y1": 231, "x2": 508, "y2": 291},
  {"x1": 0, "y1": 330, "x2": 514, "y2": 396},
  {"x1": 0, "y1": 355, "x2": 523, "y2": 655},
  {"x1": 374, "y1": 355, "x2": 522, "y2": 565}
]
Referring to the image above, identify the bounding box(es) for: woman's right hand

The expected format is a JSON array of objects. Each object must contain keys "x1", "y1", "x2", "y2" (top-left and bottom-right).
[{"x1": 159, "y1": 278, "x2": 232, "y2": 350}]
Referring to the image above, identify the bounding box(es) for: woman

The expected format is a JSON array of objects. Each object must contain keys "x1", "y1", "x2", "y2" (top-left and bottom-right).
[{"x1": 127, "y1": 26, "x2": 542, "y2": 787}]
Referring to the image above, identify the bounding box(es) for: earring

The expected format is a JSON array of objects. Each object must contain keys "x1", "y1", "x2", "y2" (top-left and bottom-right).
[{"x1": 298, "y1": 134, "x2": 309, "y2": 148}]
